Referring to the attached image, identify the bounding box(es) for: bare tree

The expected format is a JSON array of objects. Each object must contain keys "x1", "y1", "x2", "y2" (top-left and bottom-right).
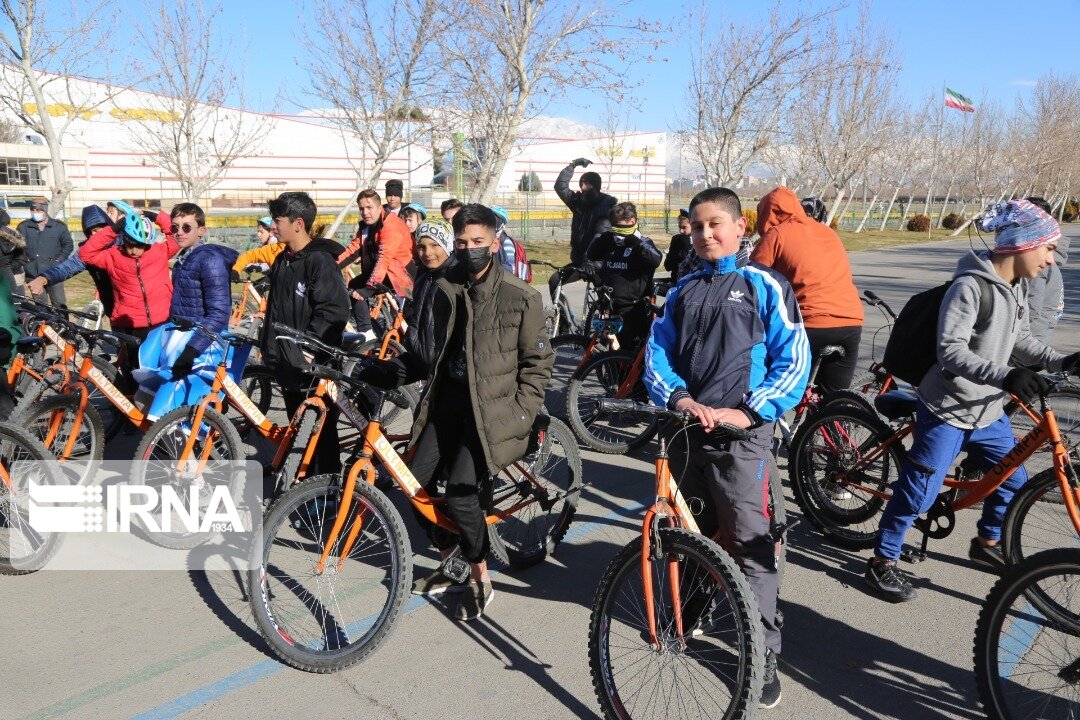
[
  {"x1": 0, "y1": 0, "x2": 119, "y2": 214},
  {"x1": 591, "y1": 101, "x2": 631, "y2": 178},
  {"x1": 793, "y1": 7, "x2": 901, "y2": 225},
  {"x1": 128, "y1": 0, "x2": 269, "y2": 203},
  {"x1": 677, "y1": 0, "x2": 837, "y2": 188},
  {"x1": 440, "y1": 0, "x2": 663, "y2": 204},
  {"x1": 0, "y1": 116, "x2": 22, "y2": 143}
]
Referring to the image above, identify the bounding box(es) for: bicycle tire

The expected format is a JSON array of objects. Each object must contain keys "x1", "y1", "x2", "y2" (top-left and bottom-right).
[
  {"x1": 133, "y1": 405, "x2": 245, "y2": 550},
  {"x1": 341, "y1": 337, "x2": 417, "y2": 442},
  {"x1": 545, "y1": 333, "x2": 588, "y2": 420},
  {"x1": 1001, "y1": 469, "x2": 1080, "y2": 624},
  {"x1": 567, "y1": 349, "x2": 659, "y2": 454},
  {"x1": 248, "y1": 474, "x2": 412, "y2": 673},
  {"x1": 0, "y1": 422, "x2": 67, "y2": 574},
  {"x1": 973, "y1": 548, "x2": 1080, "y2": 720},
  {"x1": 19, "y1": 355, "x2": 126, "y2": 441},
  {"x1": 588, "y1": 527, "x2": 764, "y2": 720},
  {"x1": 789, "y1": 407, "x2": 899, "y2": 549},
  {"x1": 487, "y1": 416, "x2": 582, "y2": 568},
  {"x1": 11, "y1": 394, "x2": 104, "y2": 486}
]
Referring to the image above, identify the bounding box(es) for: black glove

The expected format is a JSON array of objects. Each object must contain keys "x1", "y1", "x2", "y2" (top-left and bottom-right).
[
  {"x1": 230, "y1": 269, "x2": 241, "y2": 283},
  {"x1": 572, "y1": 157, "x2": 592, "y2": 168},
  {"x1": 111, "y1": 214, "x2": 126, "y2": 234},
  {"x1": 141, "y1": 210, "x2": 159, "y2": 222},
  {"x1": 244, "y1": 263, "x2": 262, "y2": 274},
  {"x1": 170, "y1": 346, "x2": 201, "y2": 381},
  {"x1": 1003, "y1": 367, "x2": 1052, "y2": 403},
  {"x1": 1062, "y1": 352, "x2": 1080, "y2": 376},
  {"x1": 354, "y1": 285, "x2": 376, "y2": 300}
]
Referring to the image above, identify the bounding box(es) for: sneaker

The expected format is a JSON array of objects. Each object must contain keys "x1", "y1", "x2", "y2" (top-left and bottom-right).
[
  {"x1": 453, "y1": 580, "x2": 494, "y2": 621},
  {"x1": 968, "y1": 538, "x2": 1005, "y2": 573},
  {"x1": 864, "y1": 557, "x2": 917, "y2": 602},
  {"x1": 760, "y1": 649, "x2": 782, "y2": 709},
  {"x1": 411, "y1": 570, "x2": 467, "y2": 597}
]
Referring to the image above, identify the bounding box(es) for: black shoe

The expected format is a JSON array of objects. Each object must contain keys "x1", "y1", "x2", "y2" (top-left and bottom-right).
[
  {"x1": 864, "y1": 557, "x2": 917, "y2": 602},
  {"x1": 760, "y1": 649, "x2": 782, "y2": 709},
  {"x1": 968, "y1": 538, "x2": 1005, "y2": 573}
]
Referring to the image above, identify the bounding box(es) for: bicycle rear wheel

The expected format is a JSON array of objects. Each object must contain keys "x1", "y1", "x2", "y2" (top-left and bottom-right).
[
  {"x1": 11, "y1": 394, "x2": 104, "y2": 486},
  {"x1": 249, "y1": 474, "x2": 411, "y2": 673},
  {"x1": 567, "y1": 349, "x2": 659, "y2": 454},
  {"x1": 589, "y1": 527, "x2": 764, "y2": 720},
  {"x1": 973, "y1": 548, "x2": 1080, "y2": 720},
  {"x1": 487, "y1": 416, "x2": 582, "y2": 568},
  {"x1": 0, "y1": 422, "x2": 66, "y2": 574},
  {"x1": 789, "y1": 407, "x2": 899, "y2": 549}
]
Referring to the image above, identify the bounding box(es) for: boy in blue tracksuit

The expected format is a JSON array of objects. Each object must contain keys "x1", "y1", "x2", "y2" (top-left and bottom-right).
[{"x1": 644, "y1": 187, "x2": 810, "y2": 710}]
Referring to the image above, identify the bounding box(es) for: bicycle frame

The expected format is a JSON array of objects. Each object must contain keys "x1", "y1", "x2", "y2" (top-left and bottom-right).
[
  {"x1": 230, "y1": 281, "x2": 266, "y2": 326},
  {"x1": 313, "y1": 413, "x2": 554, "y2": 575}
]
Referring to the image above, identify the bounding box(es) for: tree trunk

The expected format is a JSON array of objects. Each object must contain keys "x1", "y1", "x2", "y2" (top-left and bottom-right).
[
  {"x1": 825, "y1": 186, "x2": 846, "y2": 226},
  {"x1": 936, "y1": 183, "x2": 954, "y2": 228},
  {"x1": 922, "y1": 184, "x2": 933, "y2": 218},
  {"x1": 837, "y1": 185, "x2": 857, "y2": 228},
  {"x1": 20, "y1": 58, "x2": 71, "y2": 216},
  {"x1": 878, "y1": 175, "x2": 905, "y2": 232},
  {"x1": 898, "y1": 184, "x2": 916, "y2": 229},
  {"x1": 855, "y1": 192, "x2": 879, "y2": 233}
]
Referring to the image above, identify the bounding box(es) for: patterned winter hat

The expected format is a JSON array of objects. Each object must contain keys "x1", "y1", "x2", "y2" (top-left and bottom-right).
[
  {"x1": 415, "y1": 218, "x2": 453, "y2": 255},
  {"x1": 977, "y1": 199, "x2": 1061, "y2": 255}
]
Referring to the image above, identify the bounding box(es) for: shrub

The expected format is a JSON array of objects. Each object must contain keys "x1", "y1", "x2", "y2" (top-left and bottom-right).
[
  {"x1": 941, "y1": 212, "x2": 965, "y2": 230},
  {"x1": 741, "y1": 208, "x2": 757, "y2": 232},
  {"x1": 906, "y1": 214, "x2": 931, "y2": 232},
  {"x1": 829, "y1": 218, "x2": 840, "y2": 231},
  {"x1": 1063, "y1": 200, "x2": 1079, "y2": 223}
]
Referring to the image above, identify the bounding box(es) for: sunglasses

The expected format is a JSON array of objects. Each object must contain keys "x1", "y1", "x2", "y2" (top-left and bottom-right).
[{"x1": 173, "y1": 222, "x2": 201, "y2": 234}]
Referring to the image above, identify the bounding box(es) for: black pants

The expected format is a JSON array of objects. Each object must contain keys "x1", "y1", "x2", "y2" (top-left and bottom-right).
[
  {"x1": 805, "y1": 325, "x2": 862, "y2": 393},
  {"x1": 119, "y1": 324, "x2": 161, "y2": 395},
  {"x1": 408, "y1": 414, "x2": 491, "y2": 563},
  {"x1": 615, "y1": 303, "x2": 651, "y2": 351},
  {"x1": 349, "y1": 296, "x2": 373, "y2": 334},
  {"x1": 669, "y1": 425, "x2": 782, "y2": 655},
  {"x1": 278, "y1": 364, "x2": 342, "y2": 476}
]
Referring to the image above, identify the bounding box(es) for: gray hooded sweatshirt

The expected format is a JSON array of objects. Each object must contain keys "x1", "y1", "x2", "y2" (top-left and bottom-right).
[
  {"x1": 1023, "y1": 234, "x2": 1069, "y2": 344},
  {"x1": 918, "y1": 250, "x2": 1069, "y2": 430}
]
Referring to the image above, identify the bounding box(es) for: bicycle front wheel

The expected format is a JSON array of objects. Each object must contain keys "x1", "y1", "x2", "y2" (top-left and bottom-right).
[
  {"x1": 11, "y1": 394, "x2": 104, "y2": 486},
  {"x1": 249, "y1": 474, "x2": 412, "y2": 673},
  {"x1": 567, "y1": 350, "x2": 659, "y2": 454},
  {"x1": 589, "y1": 527, "x2": 764, "y2": 720},
  {"x1": 545, "y1": 333, "x2": 587, "y2": 419},
  {"x1": 487, "y1": 416, "x2": 582, "y2": 568},
  {"x1": 0, "y1": 422, "x2": 66, "y2": 574},
  {"x1": 973, "y1": 548, "x2": 1080, "y2": 720}
]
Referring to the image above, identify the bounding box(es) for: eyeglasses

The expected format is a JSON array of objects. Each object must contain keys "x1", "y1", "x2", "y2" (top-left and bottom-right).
[{"x1": 173, "y1": 222, "x2": 198, "y2": 234}]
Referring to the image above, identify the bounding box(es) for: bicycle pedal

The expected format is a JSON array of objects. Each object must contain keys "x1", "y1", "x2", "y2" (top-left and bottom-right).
[
  {"x1": 899, "y1": 544, "x2": 927, "y2": 564},
  {"x1": 439, "y1": 555, "x2": 470, "y2": 584}
]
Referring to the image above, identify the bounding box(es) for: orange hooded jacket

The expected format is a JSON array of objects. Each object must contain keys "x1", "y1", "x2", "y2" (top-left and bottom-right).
[
  {"x1": 336, "y1": 210, "x2": 415, "y2": 297},
  {"x1": 751, "y1": 187, "x2": 863, "y2": 329}
]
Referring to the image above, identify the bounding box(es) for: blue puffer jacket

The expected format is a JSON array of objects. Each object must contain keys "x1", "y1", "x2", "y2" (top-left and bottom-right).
[
  {"x1": 170, "y1": 242, "x2": 239, "y2": 355},
  {"x1": 644, "y1": 252, "x2": 811, "y2": 423}
]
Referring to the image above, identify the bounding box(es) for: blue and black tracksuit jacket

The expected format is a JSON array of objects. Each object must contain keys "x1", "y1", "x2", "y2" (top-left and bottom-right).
[{"x1": 644, "y1": 252, "x2": 811, "y2": 424}]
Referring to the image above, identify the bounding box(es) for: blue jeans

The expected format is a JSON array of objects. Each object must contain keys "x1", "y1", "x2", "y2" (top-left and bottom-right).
[{"x1": 875, "y1": 400, "x2": 1028, "y2": 560}]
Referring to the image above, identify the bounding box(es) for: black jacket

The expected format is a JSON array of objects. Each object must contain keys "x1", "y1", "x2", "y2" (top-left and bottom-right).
[
  {"x1": 18, "y1": 217, "x2": 73, "y2": 278},
  {"x1": 403, "y1": 255, "x2": 456, "y2": 372},
  {"x1": 260, "y1": 238, "x2": 350, "y2": 373},
  {"x1": 553, "y1": 163, "x2": 617, "y2": 265},
  {"x1": 665, "y1": 233, "x2": 693, "y2": 280},
  {"x1": 587, "y1": 232, "x2": 662, "y2": 312}
]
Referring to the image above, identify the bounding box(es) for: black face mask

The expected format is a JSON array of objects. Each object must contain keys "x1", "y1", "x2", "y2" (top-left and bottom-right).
[
  {"x1": 455, "y1": 246, "x2": 492, "y2": 274},
  {"x1": 580, "y1": 188, "x2": 599, "y2": 205}
]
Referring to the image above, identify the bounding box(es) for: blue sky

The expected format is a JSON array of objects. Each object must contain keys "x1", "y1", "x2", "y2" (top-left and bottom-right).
[{"x1": 30, "y1": 0, "x2": 1080, "y2": 130}]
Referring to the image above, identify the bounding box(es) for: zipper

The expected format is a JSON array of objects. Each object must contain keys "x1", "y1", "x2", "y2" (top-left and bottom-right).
[{"x1": 135, "y1": 257, "x2": 152, "y2": 325}]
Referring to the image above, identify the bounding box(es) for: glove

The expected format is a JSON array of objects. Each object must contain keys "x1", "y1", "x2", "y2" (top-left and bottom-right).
[
  {"x1": 572, "y1": 157, "x2": 592, "y2": 168},
  {"x1": 111, "y1": 214, "x2": 126, "y2": 234},
  {"x1": 141, "y1": 210, "x2": 159, "y2": 222},
  {"x1": 230, "y1": 269, "x2": 241, "y2": 283},
  {"x1": 1062, "y1": 352, "x2": 1080, "y2": 376},
  {"x1": 170, "y1": 345, "x2": 201, "y2": 381},
  {"x1": 1003, "y1": 367, "x2": 1052, "y2": 403}
]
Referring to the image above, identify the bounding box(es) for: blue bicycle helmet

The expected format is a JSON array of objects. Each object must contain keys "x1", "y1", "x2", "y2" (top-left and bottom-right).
[
  {"x1": 490, "y1": 205, "x2": 510, "y2": 225},
  {"x1": 121, "y1": 212, "x2": 160, "y2": 246}
]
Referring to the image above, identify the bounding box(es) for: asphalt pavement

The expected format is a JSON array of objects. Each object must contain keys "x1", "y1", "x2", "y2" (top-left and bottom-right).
[{"x1": 4, "y1": 228, "x2": 1077, "y2": 719}]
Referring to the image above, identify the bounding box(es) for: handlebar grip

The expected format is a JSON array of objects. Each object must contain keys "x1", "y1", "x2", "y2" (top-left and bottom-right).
[{"x1": 170, "y1": 315, "x2": 197, "y2": 331}]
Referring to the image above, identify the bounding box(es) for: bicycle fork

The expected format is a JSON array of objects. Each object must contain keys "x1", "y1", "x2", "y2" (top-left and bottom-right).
[{"x1": 640, "y1": 508, "x2": 689, "y2": 650}]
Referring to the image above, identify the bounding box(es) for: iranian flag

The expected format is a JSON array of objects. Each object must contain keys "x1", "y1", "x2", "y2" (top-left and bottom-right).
[{"x1": 944, "y1": 88, "x2": 975, "y2": 113}]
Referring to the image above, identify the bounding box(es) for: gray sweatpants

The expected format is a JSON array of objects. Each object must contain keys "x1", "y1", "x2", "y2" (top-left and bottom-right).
[{"x1": 669, "y1": 423, "x2": 782, "y2": 654}]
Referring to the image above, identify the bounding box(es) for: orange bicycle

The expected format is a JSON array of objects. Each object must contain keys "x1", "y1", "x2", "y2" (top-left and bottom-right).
[
  {"x1": 788, "y1": 374, "x2": 1080, "y2": 564},
  {"x1": 247, "y1": 347, "x2": 582, "y2": 673},
  {"x1": 586, "y1": 398, "x2": 767, "y2": 719}
]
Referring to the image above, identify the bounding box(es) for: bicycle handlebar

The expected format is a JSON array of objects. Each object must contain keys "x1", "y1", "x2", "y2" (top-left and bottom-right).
[
  {"x1": 17, "y1": 297, "x2": 99, "y2": 323},
  {"x1": 594, "y1": 398, "x2": 752, "y2": 441},
  {"x1": 272, "y1": 322, "x2": 345, "y2": 359},
  {"x1": 862, "y1": 290, "x2": 898, "y2": 320},
  {"x1": 168, "y1": 315, "x2": 256, "y2": 348}
]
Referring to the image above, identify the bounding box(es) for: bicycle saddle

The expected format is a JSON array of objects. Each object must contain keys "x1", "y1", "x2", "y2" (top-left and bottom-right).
[{"x1": 874, "y1": 390, "x2": 918, "y2": 420}]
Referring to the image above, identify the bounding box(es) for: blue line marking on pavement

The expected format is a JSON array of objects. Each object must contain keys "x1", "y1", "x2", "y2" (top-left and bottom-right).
[{"x1": 997, "y1": 601, "x2": 1045, "y2": 680}]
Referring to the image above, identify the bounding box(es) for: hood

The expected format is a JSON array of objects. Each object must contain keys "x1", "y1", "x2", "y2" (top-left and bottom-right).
[
  {"x1": 185, "y1": 242, "x2": 240, "y2": 267},
  {"x1": 755, "y1": 186, "x2": 808, "y2": 238},
  {"x1": 293, "y1": 237, "x2": 347, "y2": 259},
  {"x1": 954, "y1": 250, "x2": 1013, "y2": 289},
  {"x1": 1055, "y1": 233, "x2": 1070, "y2": 265}
]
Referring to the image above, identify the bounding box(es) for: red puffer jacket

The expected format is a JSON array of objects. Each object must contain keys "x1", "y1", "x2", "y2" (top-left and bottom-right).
[
  {"x1": 337, "y1": 210, "x2": 415, "y2": 297},
  {"x1": 79, "y1": 212, "x2": 180, "y2": 330}
]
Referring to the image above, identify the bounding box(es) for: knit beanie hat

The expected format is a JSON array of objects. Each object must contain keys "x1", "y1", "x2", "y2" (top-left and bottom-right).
[
  {"x1": 415, "y1": 218, "x2": 453, "y2": 255},
  {"x1": 384, "y1": 179, "x2": 404, "y2": 198},
  {"x1": 977, "y1": 199, "x2": 1061, "y2": 255}
]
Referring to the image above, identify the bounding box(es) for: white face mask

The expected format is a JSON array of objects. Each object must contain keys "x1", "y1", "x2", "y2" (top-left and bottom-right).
[{"x1": 31, "y1": 211, "x2": 44, "y2": 222}]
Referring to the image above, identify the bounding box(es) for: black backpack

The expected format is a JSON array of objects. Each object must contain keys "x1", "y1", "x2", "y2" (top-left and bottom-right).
[{"x1": 882, "y1": 275, "x2": 992, "y2": 386}]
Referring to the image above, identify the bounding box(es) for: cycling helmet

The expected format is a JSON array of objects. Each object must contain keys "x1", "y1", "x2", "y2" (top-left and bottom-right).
[
  {"x1": 800, "y1": 196, "x2": 828, "y2": 223},
  {"x1": 81, "y1": 205, "x2": 110, "y2": 234},
  {"x1": 402, "y1": 203, "x2": 428, "y2": 220},
  {"x1": 121, "y1": 212, "x2": 160, "y2": 246},
  {"x1": 257, "y1": 216, "x2": 273, "y2": 230},
  {"x1": 490, "y1": 205, "x2": 510, "y2": 226},
  {"x1": 415, "y1": 218, "x2": 454, "y2": 254}
]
